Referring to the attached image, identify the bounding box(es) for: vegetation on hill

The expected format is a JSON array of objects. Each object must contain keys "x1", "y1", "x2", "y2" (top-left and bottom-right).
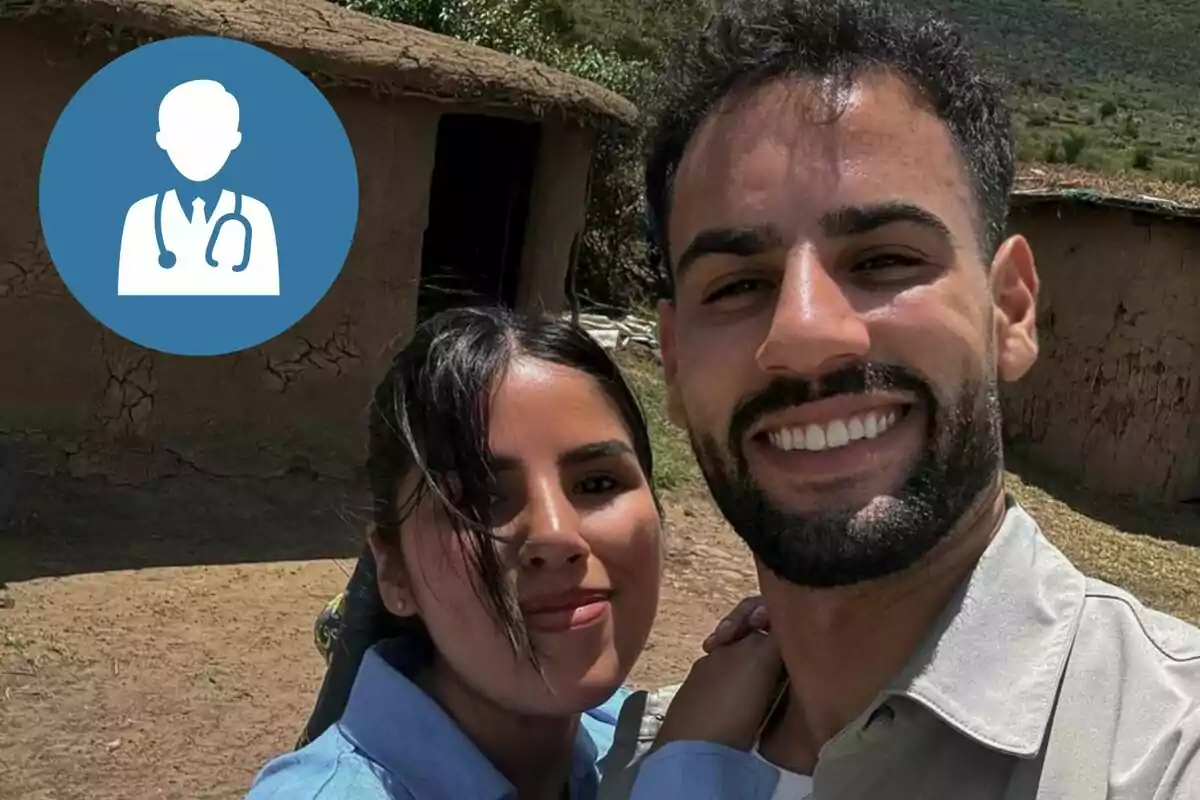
[
  {"x1": 336, "y1": 0, "x2": 1200, "y2": 306},
  {"x1": 919, "y1": 0, "x2": 1200, "y2": 183}
]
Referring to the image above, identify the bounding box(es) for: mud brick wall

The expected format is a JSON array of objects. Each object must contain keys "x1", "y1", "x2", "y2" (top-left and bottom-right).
[
  {"x1": 0, "y1": 19, "x2": 543, "y2": 483},
  {"x1": 1001, "y1": 200, "x2": 1200, "y2": 503},
  {"x1": 0, "y1": 19, "x2": 431, "y2": 479},
  {"x1": 1, "y1": 17, "x2": 595, "y2": 481}
]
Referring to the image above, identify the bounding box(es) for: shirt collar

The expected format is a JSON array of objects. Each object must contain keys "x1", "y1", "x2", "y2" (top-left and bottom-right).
[
  {"x1": 173, "y1": 185, "x2": 225, "y2": 222},
  {"x1": 884, "y1": 495, "x2": 1087, "y2": 757},
  {"x1": 338, "y1": 637, "x2": 603, "y2": 799}
]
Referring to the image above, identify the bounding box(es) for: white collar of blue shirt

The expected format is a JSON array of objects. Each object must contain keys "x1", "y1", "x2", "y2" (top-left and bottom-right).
[{"x1": 337, "y1": 637, "x2": 617, "y2": 799}]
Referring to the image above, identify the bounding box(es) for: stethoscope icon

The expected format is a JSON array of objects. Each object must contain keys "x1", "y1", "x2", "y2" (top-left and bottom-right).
[{"x1": 154, "y1": 191, "x2": 253, "y2": 272}]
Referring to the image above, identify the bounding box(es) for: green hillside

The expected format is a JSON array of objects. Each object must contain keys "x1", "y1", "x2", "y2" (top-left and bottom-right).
[
  {"x1": 346, "y1": 0, "x2": 1200, "y2": 184},
  {"x1": 341, "y1": 0, "x2": 1200, "y2": 307},
  {"x1": 917, "y1": 0, "x2": 1200, "y2": 181},
  {"x1": 562, "y1": 0, "x2": 1200, "y2": 183}
]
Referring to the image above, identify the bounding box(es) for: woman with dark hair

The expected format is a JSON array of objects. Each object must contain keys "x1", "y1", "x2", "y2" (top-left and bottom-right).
[{"x1": 245, "y1": 307, "x2": 764, "y2": 799}]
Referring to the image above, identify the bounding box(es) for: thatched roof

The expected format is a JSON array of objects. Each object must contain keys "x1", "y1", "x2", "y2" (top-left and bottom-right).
[
  {"x1": 1013, "y1": 164, "x2": 1200, "y2": 221},
  {"x1": 3, "y1": 0, "x2": 638, "y2": 129}
]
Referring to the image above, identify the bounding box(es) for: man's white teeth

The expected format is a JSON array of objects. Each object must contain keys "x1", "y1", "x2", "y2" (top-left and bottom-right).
[{"x1": 767, "y1": 409, "x2": 902, "y2": 452}]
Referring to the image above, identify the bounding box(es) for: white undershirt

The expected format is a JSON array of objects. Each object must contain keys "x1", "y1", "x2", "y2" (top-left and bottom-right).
[{"x1": 751, "y1": 745, "x2": 814, "y2": 799}]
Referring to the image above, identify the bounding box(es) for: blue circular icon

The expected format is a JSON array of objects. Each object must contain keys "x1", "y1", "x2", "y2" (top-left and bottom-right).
[{"x1": 39, "y1": 35, "x2": 359, "y2": 356}]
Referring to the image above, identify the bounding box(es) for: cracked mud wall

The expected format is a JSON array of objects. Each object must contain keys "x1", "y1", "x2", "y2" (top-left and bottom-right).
[
  {"x1": 1002, "y1": 202, "x2": 1200, "y2": 503},
  {"x1": 0, "y1": 18, "x2": 437, "y2": 479}
]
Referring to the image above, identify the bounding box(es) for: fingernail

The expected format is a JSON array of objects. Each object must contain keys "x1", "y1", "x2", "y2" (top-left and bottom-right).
[{"x1": 750, "y1": 606, "x2": 768, "y2": 623}]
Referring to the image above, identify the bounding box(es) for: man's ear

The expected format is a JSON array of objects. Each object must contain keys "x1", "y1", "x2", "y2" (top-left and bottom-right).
[
  {"x1": 368, "y1": 527, "x2": 417, "y2": 618},
  {"x1": 989, "y1": 234, "x2": 1040, "y2": 384},
  {"x1": 657, "y1": 299, "x2": 688, "y2": 429}
]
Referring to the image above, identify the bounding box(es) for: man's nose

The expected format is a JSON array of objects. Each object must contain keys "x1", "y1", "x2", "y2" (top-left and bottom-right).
[
  {"x1": 756, "y1": 245, "x2": 871, "y2": 376},
  {"x1": 518, "y1": 476, "x2": 588, "y2": 571}
]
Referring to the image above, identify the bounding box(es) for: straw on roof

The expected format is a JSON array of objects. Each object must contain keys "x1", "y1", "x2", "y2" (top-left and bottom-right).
[
  {"x1": 4, "y1": 0, "x2": 638, "y2": 128},
  {"x1": 1013, "y1": 164, "x2": 1200, "y2": 220}
]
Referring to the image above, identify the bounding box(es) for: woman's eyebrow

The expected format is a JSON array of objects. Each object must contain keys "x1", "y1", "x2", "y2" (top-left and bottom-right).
[
  {"x1": 488, "y1": 440, "x2": 634, "y2": 472},
  {"x1": 558, "y1": 440, "x2": 634, "y2": 466}
]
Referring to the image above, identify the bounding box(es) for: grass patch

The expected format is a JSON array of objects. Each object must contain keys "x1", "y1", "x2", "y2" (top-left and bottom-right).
[
  {"x1": 614, "y1": 347, "x2": 701, "y2": 493},
  {"x1": 919, "y1": 0, "x2": 1200, "y2": 183},
  {"x1": 611, "y1": 345, "x2": 1200, "y2": 627},
  {"x1": 1006, "y1": 468, "x2": 1200, "y2": 627}
]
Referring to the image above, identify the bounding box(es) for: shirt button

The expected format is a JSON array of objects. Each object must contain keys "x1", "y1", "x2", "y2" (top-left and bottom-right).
[{"x1": 866, "y1": 703, "x2": 895, "y2": 730}]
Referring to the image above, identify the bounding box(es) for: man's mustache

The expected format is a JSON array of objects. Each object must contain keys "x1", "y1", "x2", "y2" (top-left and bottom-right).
[{"x1": 728, "y1": 363, "x2": 938, "y2": 450}]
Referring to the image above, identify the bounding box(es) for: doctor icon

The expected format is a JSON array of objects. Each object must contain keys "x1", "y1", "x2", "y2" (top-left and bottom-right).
[{"x1": 117, "y1": 79, "x2": 280, "y2": 296}]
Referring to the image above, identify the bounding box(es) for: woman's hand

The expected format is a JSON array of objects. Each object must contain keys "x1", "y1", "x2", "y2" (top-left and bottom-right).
[
  {"x1": 639, "y1": 595, "x2": 781, "y2": 754},
  {"x1": 651, "y1": 624, "x2": 783, "y2": 753},
  {"x1": 702, "y1": 595, "x2": 769, "y2": 653}
]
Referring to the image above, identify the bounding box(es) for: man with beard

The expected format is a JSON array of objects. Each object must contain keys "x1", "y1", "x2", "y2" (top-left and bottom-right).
[{"x1": 619, "y1": 0, "x2": 1200, "y2": 797}]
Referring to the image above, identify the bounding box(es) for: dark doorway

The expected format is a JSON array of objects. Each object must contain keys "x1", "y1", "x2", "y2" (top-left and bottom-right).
[{"x1": 417, "y1": 113, "x2": 541, "y2": 320}]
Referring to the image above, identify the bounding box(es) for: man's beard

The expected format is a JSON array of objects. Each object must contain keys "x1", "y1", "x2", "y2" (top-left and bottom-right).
[{"x1": 691, "y1": 363, "x2": 1003, "y2": 588}]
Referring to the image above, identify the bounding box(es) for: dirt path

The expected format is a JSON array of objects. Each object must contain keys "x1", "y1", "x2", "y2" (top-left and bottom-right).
[
  {"x1": 0, "y1": 471, "x2": 756, "y2": 800},
  {"x1": 4, "y1": 419, "x2": 1199, "y2": 799}
]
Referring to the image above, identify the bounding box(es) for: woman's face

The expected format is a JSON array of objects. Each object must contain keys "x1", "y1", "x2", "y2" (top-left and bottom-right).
[{"x1": 374, "y1": 356, "x2": 663, "y2": 716}]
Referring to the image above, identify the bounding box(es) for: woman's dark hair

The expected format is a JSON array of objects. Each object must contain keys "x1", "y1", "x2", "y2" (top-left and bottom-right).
[{"x1": 366, "y1": 306, "x2": 658, "y2": 659}]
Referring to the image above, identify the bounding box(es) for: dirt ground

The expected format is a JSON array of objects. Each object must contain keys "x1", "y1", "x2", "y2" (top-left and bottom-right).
[
  {"x1": 0, "y1": 465, "x2": 757, "y2": 800},
  {"x1": 2, "y1": 437, "x2": 1199, "y2": 799}
]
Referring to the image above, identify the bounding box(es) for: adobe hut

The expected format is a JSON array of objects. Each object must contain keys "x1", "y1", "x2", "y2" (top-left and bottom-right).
[
  {"x1": 1002, "y1": 172, "x2": 1200, "y2": 505},
  {"x1": 0, "y1": 0, "x2": 636, "y2": 479}
]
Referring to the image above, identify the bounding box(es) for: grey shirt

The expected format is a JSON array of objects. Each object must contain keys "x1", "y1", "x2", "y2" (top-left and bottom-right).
[{"x1": 605, "y1": 498, "x2": 1200, "y2": 799}]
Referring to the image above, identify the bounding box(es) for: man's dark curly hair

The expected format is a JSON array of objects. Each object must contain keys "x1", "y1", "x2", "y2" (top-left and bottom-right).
[{"x1": 644, "y1": 0, "x2": 1015, "y2": 295}]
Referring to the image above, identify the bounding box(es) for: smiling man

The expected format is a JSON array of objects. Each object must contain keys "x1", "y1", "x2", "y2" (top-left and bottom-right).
[{"x1": 624, "y1": 0, "x2": 1200, "y2": 797}]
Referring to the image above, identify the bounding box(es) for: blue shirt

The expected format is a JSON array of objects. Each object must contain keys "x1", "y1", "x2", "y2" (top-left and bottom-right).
[
  {"x1": 245, "y1": 638, "x2": 631, "y2": 799},
  {"x1": 626, "y1": 742, "x2": 779, "y2": 799}
]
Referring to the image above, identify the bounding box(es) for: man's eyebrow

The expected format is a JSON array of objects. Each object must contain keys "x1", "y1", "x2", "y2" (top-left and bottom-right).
[
  {"x1": 820, "y1": 202, "x2": 954, "y2": 241},
  {"x1": 676, "y1": 226, "x2": 783, "y2": 279},
  {"x1": 671, "y1": 202, "x2": 952, "y2": 282}
]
